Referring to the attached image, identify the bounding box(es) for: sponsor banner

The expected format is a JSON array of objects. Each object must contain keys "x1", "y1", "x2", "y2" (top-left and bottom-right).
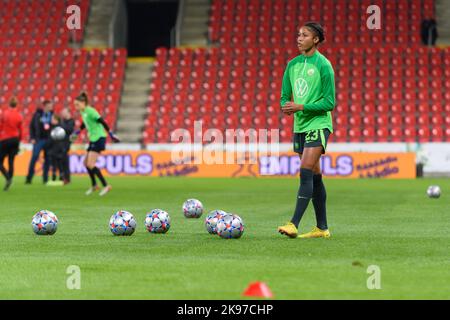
[
  {"x1": 10, "y1": 150, "x2": 416, "y2": 178},
  {"x1": 259, "y1": 152, "x2": 415, "y2": 178}
]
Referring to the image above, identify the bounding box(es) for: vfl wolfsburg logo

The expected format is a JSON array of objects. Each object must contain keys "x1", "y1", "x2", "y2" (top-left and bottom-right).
[{"x1": 294, "y1": 78, "x2": 309, "y2": 98}]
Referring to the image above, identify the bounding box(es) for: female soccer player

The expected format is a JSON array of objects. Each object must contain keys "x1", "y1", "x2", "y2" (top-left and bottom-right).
[
  {"x1": 71, "y1": 92, "x2": 120, "y2": 196},
  {"x1": 277, "y1": 22, "x2": 336, "y2": 239},
  {"x1": 0, "y1": 97, "x2": 23, "y2": 191}
]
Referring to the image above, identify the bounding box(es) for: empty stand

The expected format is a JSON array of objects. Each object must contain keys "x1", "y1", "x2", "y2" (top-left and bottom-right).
[
  {"x1": 0, "y1": 48, "x2": 127, "y2": 141},
  {"x1": 209, "y1": 0, "x2": 435, "y2": 47},
  {"x1": 0, "y1": 0, "x2": 90, "y2": 47},
  {"x1": 144, "y1": 45, "x2": 449, "y2": 143}
]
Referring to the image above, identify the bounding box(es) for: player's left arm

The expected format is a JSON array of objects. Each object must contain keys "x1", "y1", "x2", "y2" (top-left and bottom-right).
[
  {"x1": 302, "y1": 64, "x2": 336, "y2": 113},
  {"x1": 96, "y1": 117, "x2": 120, "y2": 143}
]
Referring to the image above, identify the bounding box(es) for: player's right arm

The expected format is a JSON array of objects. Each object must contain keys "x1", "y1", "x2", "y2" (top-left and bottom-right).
[
  {"x1": 70, "y1": 122, "x2": 85, "y2": 142},
  {"x1": 280, "y1": 63, "x2": 292, "y2": 107},
  {"x1": 280, "y1": 63, "x2": 294, "y2": 115}
]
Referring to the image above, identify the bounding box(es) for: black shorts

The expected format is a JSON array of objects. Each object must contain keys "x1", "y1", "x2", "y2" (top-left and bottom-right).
[
  {"x1": 87, "y1": 138, "x2": 106, "y2": 153},
  {"x1": 0, "y1": 138, "x2": 20, "y2": 158},
  {"x1": 293, "y1": 129, "x2": 331, "y2": 154}
]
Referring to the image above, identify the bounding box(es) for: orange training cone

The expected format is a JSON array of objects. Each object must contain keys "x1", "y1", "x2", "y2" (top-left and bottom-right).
[{"x1": 242, "y1": 282, "x2": 274, "y2": 298}]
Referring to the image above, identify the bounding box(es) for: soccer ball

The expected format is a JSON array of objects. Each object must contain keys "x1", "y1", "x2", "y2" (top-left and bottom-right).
[
  {"x1": 109, "y1": 210, "x2": 136, "y2": 236},
  {"x1": 427, "y1": 185, "x2": 441, "y2": 198},
  {"x1": 182, "y1": 199, "x2": 203, "y2": 218},
  {"x1": 31, "y1": 210, "x2": 58, "y2": 235},
  {"x1": 50, "y1": 126, "x2": 66, "y2": 141},
  {"x1": 216, "y1": 214, "x2": 245, "y2": 239},
  {"x1": 205, "y1": 210, "x2": 228, "y2": 234},
  {"x1": 145, "y1": 209, "x2": 171, "y2": 233}
]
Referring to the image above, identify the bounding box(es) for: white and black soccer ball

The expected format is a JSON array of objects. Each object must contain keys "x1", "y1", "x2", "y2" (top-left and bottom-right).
[
  {"x1": 145, "y1": 209, "x2": 171, "y2": 234},
  {"x1": 427, "y1": 185, "x2": 441, "y2": 199},
  {"x1": 182, "y1": 199, "x2": 203, "y2": 218},
  {"x1": 205, "y1": 210, "x2": 227, "y2": 234},
  {"x1": 50, "y1": 126, "x2": 66, "y2": 141},
  {"x1": 31, "y1": 210, "x2": 58, "y2": 235},
  {"x1": 109, "y1": 210, "x2": 136, "y2": 236},
  {"x1": 216, "y1": 214, "x2": 245, "y2": 239}
]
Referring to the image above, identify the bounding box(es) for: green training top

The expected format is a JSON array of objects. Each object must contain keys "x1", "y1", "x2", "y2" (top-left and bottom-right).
[
  {"x1": 81, "y1": 106, "x2": 107, "y2": 142},
  {"x1": 280, "y1": 50, "x2": 336, "y2": 133}
]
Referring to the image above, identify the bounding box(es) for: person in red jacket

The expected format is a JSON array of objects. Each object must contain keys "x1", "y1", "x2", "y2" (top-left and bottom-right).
[{"x1": 0, "y1": 97, "x2": 23, "y2": 191}]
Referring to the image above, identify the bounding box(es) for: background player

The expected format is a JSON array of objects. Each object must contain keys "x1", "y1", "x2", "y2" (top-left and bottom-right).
[
  {"x1": 59, "y1": 108, "x2": 75, "y2": 184},
  {"x1": 0, "y1": 97, "x2": 23, "y2": 191},
  {"x1": 71, "y1": 92, "x2": 120, "y2": 196},
  {"x1": 277, "y1": 22, "x2": 336, "y2": 239},
  {"x1": 26, "y1": 100, "x2": 53, "y2": 184},
  {"x1": 48, "y1": 109, "x2": 74, "y2": 185}
]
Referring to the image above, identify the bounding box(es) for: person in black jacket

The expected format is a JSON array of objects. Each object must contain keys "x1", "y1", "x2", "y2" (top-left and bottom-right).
[
  {"x1": 421, "y1": 18, "x2": 438, "y2": 46},
  {"x1": 48, "y1": 108, "x2": 74, "y2": 184},
  {"x1": 25, "y1": 100, "x2": 53, "y2": 184}
]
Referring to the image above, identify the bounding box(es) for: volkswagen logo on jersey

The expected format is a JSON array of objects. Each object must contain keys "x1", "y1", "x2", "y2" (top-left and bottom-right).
[{"x1": 294, "y1": 78, "x2": 309, "y2": 98}]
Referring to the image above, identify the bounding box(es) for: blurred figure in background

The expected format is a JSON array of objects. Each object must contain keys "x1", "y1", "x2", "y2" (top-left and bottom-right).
[
  {"x1": 59, "y1": 108, "x2": 75, "y2": 184},
  {"x1": 421, "y1": 18, "x2": 438, "y2": 46},
  {"x1": 26, "y1": 100, "x2": 53, "y2": 184},
  {"x1": 48, "y1": 108, "x2": 74, "y2": 185},
  {"x1": 0, "y1": 97, "x2": 23, "y2": 191}
]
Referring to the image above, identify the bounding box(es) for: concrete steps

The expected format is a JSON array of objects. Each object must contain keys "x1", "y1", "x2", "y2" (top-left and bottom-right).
[
  {"x1": 115, "y1": 61, "x2": 153, "y2": 143},
  {"x1": 83, "y1": 0, "x2": 115, "y2": 48},
  {"x1": 179, "y1": 0, "x2": 211, "y2": 46},
  {"x1": 436, "y1": 0, "x2": 450, "y2": 46}
]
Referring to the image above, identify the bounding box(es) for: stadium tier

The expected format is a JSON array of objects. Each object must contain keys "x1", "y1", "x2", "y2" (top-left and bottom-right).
[
  {"x1": 209, "y1": 0, "x2": 435, "y2": 46},
  {"x1": 143, "y1": 0, "x2": 447, "y2": 144},
  {"x1": 0, "y1": 0, "x2": 447, "y2": 145},
  {"x1": 0, "y1": 0, "x2": 90, "y2": 47},
  {"x1": 144, "y1": 45, "x2": 450, "y2": 144},
  {"x1": 0, "y1": 48, "x2": 127, "y2": 140}
]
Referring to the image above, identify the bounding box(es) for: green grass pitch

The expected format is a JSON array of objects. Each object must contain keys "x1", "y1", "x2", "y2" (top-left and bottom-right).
[{"x1": 0, "y1": 177, "x2": 448, "y2": 299}]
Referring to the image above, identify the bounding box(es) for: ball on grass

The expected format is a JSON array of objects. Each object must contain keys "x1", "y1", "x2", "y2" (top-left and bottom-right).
[
  {"x1": 31, "y1": 210, "x2": 58, "y2": 235},
  {"x1": 182, "y1": 199, "x2": 203, "y2": 218},
  {"x1": 216, "y1": 214, "x2": 245, "y2": 239},
  {"x1": 145, "y1": 209, "x2": 171, "y2": 234},
  {"x1": 109, "y1": 210, "x2": 136, "y2": 236},
  {"x1": 427, "y1": 185, "x2": 441, "y2": 199},
  {"x1": 205, "y1": 209, "x2": 227, "y2": 234}
]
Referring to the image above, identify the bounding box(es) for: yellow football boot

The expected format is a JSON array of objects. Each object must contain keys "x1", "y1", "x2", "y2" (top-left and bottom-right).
[
  {"x1": 278, "y1": 222, "x2": 298, "y2": 238},
  {"x1": 298, "y1": 226, "x2": 331, "y2": 239}
]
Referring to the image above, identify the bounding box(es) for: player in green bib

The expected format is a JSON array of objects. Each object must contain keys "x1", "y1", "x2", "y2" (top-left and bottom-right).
[
  {"x1": 72, "y1": 92, "x2": 120, "y2": 196},
  {"x1": 278, "y1": 22, "x2": 335, "y2": 239}
]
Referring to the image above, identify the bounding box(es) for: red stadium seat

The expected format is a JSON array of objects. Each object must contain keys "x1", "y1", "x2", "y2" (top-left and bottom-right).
[
  {"x1": 390, "y1": 127, "x2": 404, "y2": 142},
  {"x1": 417, "y1": 127, "x2": 430, "y2": 142},
  {"x1": 375, "y1": 127, "x2": 388, "y2": 142}
]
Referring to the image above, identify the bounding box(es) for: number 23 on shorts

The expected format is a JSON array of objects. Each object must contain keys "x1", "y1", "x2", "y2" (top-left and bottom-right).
[{"x1": 305, "y1": 130, "x2": 319, "y2": 143}]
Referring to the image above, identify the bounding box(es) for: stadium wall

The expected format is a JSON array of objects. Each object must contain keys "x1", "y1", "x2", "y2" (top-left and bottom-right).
[{"x1": 11, "y1": 141, "x2": 449, "y2": 178}]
